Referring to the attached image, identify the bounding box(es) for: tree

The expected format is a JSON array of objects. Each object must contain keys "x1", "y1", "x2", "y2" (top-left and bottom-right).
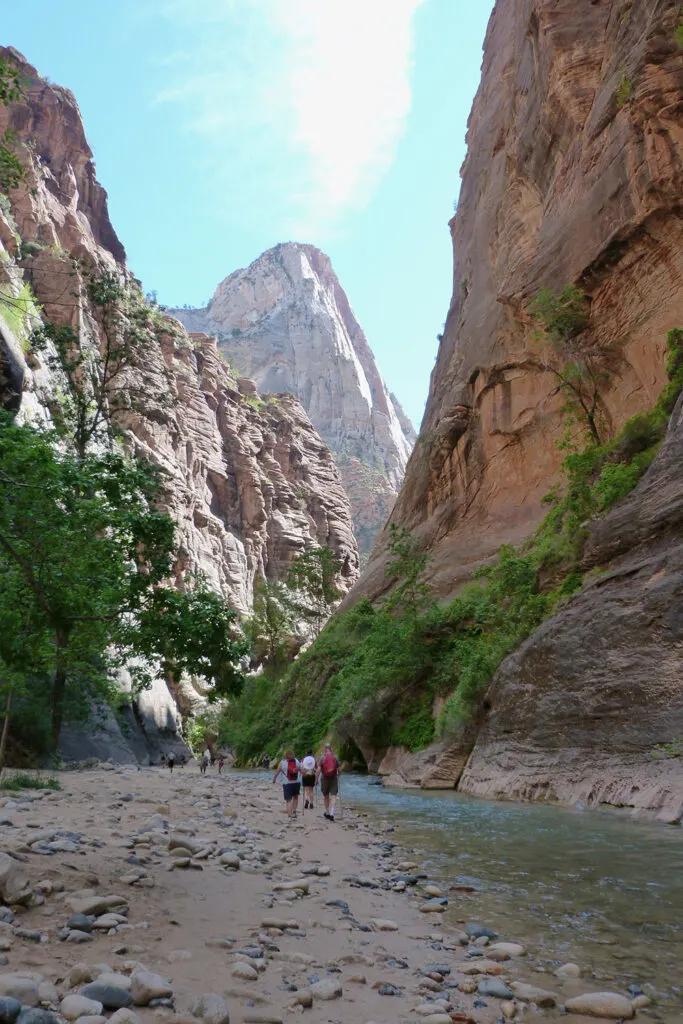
[
  {"x1": 243, "y1": 579, "x2": 296, "y2": 673},
  {"x1": 286, "y1": 546, "x2": 342, "y2": 632},
  {"x1": 531, "y1": 285, "x2": 610, "y2": 446},
  {"x1": 384, "y1": 524, "x2": 433, "y2": 618},
  {"x1": 0, "y1": 58, "x2": 27, "y2": 193},
  {"x1": 30, "y1": 264, "x2": 172, "y2": 460},
  {"x1": 0, "y1": 416, "x2": 247, "y2": 753}
]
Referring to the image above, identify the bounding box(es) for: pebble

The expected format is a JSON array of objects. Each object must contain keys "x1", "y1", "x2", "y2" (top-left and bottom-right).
[
  {"x1": 309, "y1": 979, "x2": 342, "y2": 1001},
  {"x1": 108, "y1": 1012, "x2": 140, "y2": 1024},
  {"x1": 16, "y1": 1011, "x2": 59, "y2": 1024},
  {"x1": 80, "y1": 983, "x2": 132, "y2": 1011},
  {"x1": 510, "y1": 982, "x2": 557, "y2": 1006},
  {"x1": 0, "y1": 998, "x2": 21, "y2": 1024},
  {"x1": 60, "y1": 995, "x2": 104, "y2": 1021},
  {"x1": 489, "y1": 941, "x2": 525, "y2": 958},
  {"x1": 478, "y1": 978, "x2": 514, "y2": 999},
  {"x1": 370, "y1": 918, "x2": 398, "y2": 931},
  {"x1": 231, "y1": 964, "x2": 257, "y2": 982},
  {"x1": 465, "y1": 922, "x2": 498, "y2": 939},
  {"x1": 190, "y1": 994, "x2": 230, "y2": 1024},
  {"x1": 130, "y1": 971, "x2": 173, "y2": 1007},
  {"x1": 555, "y1": 962, "x2": 581, "y2": 978},
  {"x1": 66, "y1": 915, "x2": 94, "y2": 933},
  {"x1": 565, "y1": 992, "x2": 634, "y2": 1019},
  {"x1": 0, "y1": 977, "x2": 39, "y2": 1006}
]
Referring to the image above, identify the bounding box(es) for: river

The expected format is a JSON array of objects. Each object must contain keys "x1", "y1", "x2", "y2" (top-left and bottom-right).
[{"x1": 337, "y1": 774, "x2": 683, "y2": 1018}]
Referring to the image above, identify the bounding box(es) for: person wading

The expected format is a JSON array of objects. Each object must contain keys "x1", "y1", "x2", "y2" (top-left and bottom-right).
[
  {"x1": 167, "y1": 751, "x2": 175, "y2": 774},
  {"x1": 301, "y1": 749, "x2": 317, "y2": 810},
  {"x1": 272, "y1": 752, "x2": 301, "y2": 818},
  {"x1": 317, "y1": 742, "x2": 341, "y2": 820}
]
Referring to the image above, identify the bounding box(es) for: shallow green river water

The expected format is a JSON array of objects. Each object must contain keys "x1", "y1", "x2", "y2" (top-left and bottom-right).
[{"x1": 340, "y1": 775, "x2": 683, "y2": 1017}]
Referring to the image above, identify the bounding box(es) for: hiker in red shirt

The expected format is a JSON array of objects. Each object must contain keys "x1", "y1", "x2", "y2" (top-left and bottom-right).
[
  {"x1": 272, "y1": 751, "x2": 301, "y2": 818},
  {"x1": 316, "y1": 743, "x2": 341, "y2": 820}
]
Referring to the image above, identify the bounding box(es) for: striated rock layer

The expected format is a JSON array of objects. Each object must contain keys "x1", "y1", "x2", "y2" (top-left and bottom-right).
[
  {"x1": 460, "y1": 393, "x2": 683, "y2": 823},
  {"x1": 343, "y1": 1, "x2": 683, "y2": 816},
  {"x1": 171, "y1": 242, "x2": 416, "y2": 554},
  {"x1": 355, "y1": 0, "x2": 683, "y2": 602},
  {"x1": 0, "y1": 48, "x2": 359, "y2": 763}
]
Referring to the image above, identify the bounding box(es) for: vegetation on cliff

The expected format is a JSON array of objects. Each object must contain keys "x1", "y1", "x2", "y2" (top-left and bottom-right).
[
  {"x1": 221, "y1": 322, "x2": 683, "y2": 765},
  {"x1": 0, "y1": 265, "x2": 249, "y2": 764}
]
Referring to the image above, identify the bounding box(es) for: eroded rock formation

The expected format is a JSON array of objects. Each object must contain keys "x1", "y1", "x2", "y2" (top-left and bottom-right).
[
  {"x1": 460, "y1": 392, "x2": 683, "y2": 822},
  {"x1": 344, "y1": 1, "x2": 683, "y2": 816},
  {"x1": 171, "y1": 243, "x2": 416, "y2": 554},
  {"x1": 0, "y1": 49, "x2": 358, "y2": 763},
  {"x1": 356, "y1": 0, "x2": 683, "y2": 602}
]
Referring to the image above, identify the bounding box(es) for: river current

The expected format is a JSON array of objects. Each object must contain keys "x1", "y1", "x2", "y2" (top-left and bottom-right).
[{"x1": 338, "y1": 775, "x2": 683, "y2": 1017}]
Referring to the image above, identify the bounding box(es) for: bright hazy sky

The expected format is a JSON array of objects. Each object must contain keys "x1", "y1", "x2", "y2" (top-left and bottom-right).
[{"x1": 3, "y1": 1, "x2": 494, "y2": 429}]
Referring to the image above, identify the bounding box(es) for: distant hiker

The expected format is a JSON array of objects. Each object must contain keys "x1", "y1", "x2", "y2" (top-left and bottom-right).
[
  {"x1": 317, "y1": 743, "x2": 340, "y2": 820},
  {"x1": 209, "y1": 753, "x2": 216, "y2": 768},
  {"x1": 167, "y1": 751, "x2": 175, "y2": 773},
  {"x1": 272, "y1": 752, "x2": 301, "y2": 818},
  {"x1": 200, "y1": 753, "x2": 209, "y2": 775},
  {"x1": 261, "y1": 753, "x2": 270, "y2": 769},
  {"x1": 218, "y1": 755, "x2": 225, "y2": 774},
  {"x1": 301, "y1": 749, "x2": 317, "y2": 810},
  {"x1": 160, "y1": 753, "x2": 167, "y2": 767}
]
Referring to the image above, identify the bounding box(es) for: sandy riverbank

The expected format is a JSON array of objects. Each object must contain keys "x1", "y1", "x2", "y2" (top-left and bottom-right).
[{"x1": 0, "y1": 767, "x2": 655, "y2": 1024}]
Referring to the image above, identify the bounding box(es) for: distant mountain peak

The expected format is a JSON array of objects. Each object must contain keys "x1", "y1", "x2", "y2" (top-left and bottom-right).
[{"x1": 171, "y1": 244, "x2": 415, "y2": 552}]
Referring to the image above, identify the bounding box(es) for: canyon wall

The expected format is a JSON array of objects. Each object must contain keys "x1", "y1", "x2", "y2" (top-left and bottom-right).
[
  {"x1": 355, "y1": 0, "x2": 683, "y2": 603},
  {"x1": 351, "y1": 0, "x2": 683, "y2": 817},
  {"x1": 171, "y1": 243, "x2": 416, "y2": 555},
  {"x1": 0, "y1": 48, "x2": 359, "y2": 762}
]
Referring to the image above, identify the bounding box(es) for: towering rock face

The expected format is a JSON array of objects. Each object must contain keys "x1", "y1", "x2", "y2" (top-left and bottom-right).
[
  {"x1": 343, "y1": 1, "x2": 683, "y2": 817},
  {"x1": 356, "y1": 0, "x2": 683, "y2": 602},
  {"x1": 459, "y1": 392, "x2": 683, "y2": 823},
  {"x1": 171, "y1": 243, "x2": 416, "y2": 554},
  {"x1": 0, "y1": 49, "x2": 359, "y2": 762}
]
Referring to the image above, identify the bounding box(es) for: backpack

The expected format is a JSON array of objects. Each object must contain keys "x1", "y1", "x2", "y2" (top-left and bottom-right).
[
  {"x1": 320, "y1": 753, "x2": 338, "y2": 778},
  {"x1": 286, "y1": 757, "x2": 299, "y2": 781}
]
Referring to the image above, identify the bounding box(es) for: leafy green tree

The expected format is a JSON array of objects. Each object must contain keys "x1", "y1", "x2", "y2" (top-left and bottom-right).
[
  {"x1": 243, "y1": 579, "x2": 296, "y2": 673},
  {"x1": 31, "y1": 264, "x2": 171, "y2": 460},
  {"x1": 286, "y1": 546, "x2": 342, "y2": 631},
  {"x1": 384, "y1": 523, "x2": 433, "y2": 618},
  {"x1": 0, "y1": 58, "x2": 27, "y2": 193},
  {"x1": 0, "y1": 416, "x2": 246, "y2": 753},
  {"x1": 531, "y1": 285, "x2": 610, "y2": 445}
]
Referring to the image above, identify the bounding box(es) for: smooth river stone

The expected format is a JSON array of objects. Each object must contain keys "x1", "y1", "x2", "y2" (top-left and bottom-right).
[{"x1": 565, "y1": 992, "x2": 634, "y2": 1019}]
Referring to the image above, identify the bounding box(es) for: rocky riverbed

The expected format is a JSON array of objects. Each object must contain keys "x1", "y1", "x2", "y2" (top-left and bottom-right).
[{"x1": 0, "y1": 768, "x2": 666, "y2": 1024}]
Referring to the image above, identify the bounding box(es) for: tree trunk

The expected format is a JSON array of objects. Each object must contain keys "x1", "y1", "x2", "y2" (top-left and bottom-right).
[
  {"x1": 50, "y1": 634, "x2": 67, "y2": 753},
  {"x1": 0, "y1": 687, "x2": 13, "y2": 770}
]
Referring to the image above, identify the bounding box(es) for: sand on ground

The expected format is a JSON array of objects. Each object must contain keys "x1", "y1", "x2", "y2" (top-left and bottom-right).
[{"x1": 0, "y1": 766, "x2": 637, "y2": 1024}]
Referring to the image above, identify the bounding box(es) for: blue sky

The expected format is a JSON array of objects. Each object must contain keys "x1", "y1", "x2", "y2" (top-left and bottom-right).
[{"x1": 3, "y1": 0, "x2": 494, "y2": 429}]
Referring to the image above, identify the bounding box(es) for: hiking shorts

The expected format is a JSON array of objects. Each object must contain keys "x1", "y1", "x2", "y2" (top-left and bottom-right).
[
  {"x1": 320, "y1": 775, "x2": 338, "y2": 797},
  {"x1": 283, "y1": 781, "x2": 300, "y2": 800},
  {"x1": 302, "y1": 774, "x2": 316, "y2": 788}
]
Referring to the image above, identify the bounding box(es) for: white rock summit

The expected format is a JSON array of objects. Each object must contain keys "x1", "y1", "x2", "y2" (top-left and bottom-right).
[{"x1": 172, "y1": 242, "x2": 416, "y2": 553}]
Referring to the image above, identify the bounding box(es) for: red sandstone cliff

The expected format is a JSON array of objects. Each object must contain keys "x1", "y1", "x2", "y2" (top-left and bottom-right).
[{"x1": 356, "y1": 0, "x2": 683, "y2": 602}]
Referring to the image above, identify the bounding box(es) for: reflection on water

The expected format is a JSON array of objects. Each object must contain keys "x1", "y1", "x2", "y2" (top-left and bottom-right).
[{"x1": 341, "y1": 776, "x2": 683, "y2": 1013}]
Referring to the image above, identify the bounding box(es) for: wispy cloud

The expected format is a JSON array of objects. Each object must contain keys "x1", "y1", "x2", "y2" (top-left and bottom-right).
[{"x1": 147, "y1": 0, "x2": 425, "y2": 237}]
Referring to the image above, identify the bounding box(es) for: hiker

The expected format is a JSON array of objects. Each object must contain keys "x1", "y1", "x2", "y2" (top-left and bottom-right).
[
  {"x1": 200, "y1": 753, "x2": 209, "y2": 775},
  {"x1": 218, "y1": 755, "x2": 225, "y2": 774},
  {"x1": 272, "y1": 752, "x2": 301, "y2": 818},
  {"x1": 317, "y1": 742, "x2": 341, "y2": 820},
  {"x1": 167, "y1": 751, "x2": 175, "y2": 773},
  {"x1": 160, "y1": 753, "x2": 167, "y2": 768},
  {"x1": 301, "y1": 749, "x2": 317, "y2": 809}
]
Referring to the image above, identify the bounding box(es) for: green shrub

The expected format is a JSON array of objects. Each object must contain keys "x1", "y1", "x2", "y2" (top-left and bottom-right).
[
  {"x1": 0, "y1": 772, "x2": 60, "y2": 791},
  {"x1": 531, "y1": 285, "x2": 590, "y2": 344}
]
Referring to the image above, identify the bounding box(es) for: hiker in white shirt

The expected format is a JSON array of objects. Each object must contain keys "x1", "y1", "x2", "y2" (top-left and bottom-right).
[{"x1": 300, "y1": 749, "x2": 317, "y2": 810}]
